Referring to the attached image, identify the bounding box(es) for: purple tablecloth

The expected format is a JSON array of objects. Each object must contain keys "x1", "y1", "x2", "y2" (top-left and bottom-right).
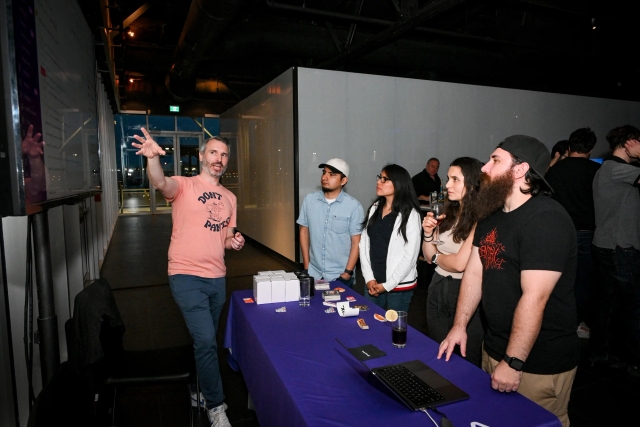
[{"x1": 224, "y1": 286, "x2": 561, "y2": 427}]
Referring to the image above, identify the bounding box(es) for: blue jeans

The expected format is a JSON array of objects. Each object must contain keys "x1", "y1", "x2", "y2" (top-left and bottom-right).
[
  {"x1": 364, "y1": 289, "x2": 413, "y2": 312},
  {"x1": 590, "y1": 245, "x2": 640, "y2": 366},
  {"x1": 169, "y1": 274, "x2": 226, "y2": 409},
  {"x1": 575, "y1": 230, "x2": 595, "y2": 325}
]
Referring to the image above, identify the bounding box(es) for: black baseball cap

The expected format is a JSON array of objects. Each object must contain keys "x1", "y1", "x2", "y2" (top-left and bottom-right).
[{"x1": 499, "y1": 135, "x2": 553, "y2": 191}]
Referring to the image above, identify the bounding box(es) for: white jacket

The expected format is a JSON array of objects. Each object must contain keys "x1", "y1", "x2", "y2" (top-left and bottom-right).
[{"x1": 359, "y1": 204, "x2": 421, "y2": 292}]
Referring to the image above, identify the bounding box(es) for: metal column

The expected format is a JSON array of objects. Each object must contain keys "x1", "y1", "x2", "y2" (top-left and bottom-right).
[{"x1": 31, "y1": 210, "x2": 60, "y2": 385}]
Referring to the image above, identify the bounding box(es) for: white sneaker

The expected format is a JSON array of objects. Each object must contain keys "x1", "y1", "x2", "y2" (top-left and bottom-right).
[
  {"x1": 207, "y1": 403, "x2": 231, "y2": 427},
  {"x1": 191, "y1": 391, "x2": 205, "y2": 408},
  {"x1": 577, "y1": 322, "x2": 590, "y2": 339}
]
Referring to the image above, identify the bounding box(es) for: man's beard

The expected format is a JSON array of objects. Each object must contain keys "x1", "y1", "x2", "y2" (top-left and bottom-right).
[
  {"x1": 322, "y1": 184, "x2": 338, "y2": 193},
  {"x1": 202, "y1": 159, "x2": 227, "y2": 178},
  {"x1": 474, "y1": 171, "x2": 515, "y2": 220}
]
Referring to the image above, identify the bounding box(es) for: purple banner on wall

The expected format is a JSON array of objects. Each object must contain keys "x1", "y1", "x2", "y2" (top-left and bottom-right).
[{"x1": 13, "y1": 0, "x2": 46, "y2": 204}]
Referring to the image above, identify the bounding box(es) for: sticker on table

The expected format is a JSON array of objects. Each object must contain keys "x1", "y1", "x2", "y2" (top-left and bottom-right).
[
  {"x1": 374, "y1": 313, "x2": 386, "y2": 322},
  {"x1": 346, "y1": 296, "x2": 356, "y2": 302},
  {"x1": 243, "y1": 298, "x2": 255, "y2": 303},
  {"x1": 357, "y1": 318, "x2": 369, "y2": 330},
  {"x1": 275, "y1": 307, "x2": 286, "y2": 313},
  {"x1": 353, "y1": 305, "x2": 369, "y2": 311},
  {"x1": 324, "y1": 307, "x2": 336, "y2": 314}
]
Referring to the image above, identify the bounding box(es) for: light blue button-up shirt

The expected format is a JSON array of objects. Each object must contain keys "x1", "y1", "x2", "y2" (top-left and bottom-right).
[{"x1": 297, "y1": 190, "x2": 365, "y2": 281}]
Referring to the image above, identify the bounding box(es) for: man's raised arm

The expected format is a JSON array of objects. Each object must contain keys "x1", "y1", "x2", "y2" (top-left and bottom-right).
[{"x1": 132, "y1": 127, "x2": 178, "y2": 199}]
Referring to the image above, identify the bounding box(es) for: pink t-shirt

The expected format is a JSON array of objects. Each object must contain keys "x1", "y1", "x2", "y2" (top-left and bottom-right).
[{"x1": 167, "y1": 175, "x2": 237, "y2": 278}]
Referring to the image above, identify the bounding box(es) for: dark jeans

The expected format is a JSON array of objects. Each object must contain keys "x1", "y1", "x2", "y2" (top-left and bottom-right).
[
  {"x1": 589, "y1": 245, "x2": 640, "y2": 366},
  {"x1": 169, "y1": 274, "x2": 226, "y2": 409},
  {"x1": 575, "y1": 230, "x2": 595, "y2": 325},
  {"x1": 364, "y1": 288, "x2": 413, "y2": 312},
  {"x1": 426, "y1": 272, "x2": 485, "y2": 367}
]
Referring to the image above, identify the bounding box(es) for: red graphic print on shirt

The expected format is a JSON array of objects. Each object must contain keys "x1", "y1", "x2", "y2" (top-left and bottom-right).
[{"x1": 478, "y1": 228, "x2": 506, "y2": 270}]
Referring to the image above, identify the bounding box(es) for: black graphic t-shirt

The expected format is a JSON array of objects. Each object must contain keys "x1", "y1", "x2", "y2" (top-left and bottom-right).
[{"x1": 473, "y1": 195, "x2": 579, "y2": 374}]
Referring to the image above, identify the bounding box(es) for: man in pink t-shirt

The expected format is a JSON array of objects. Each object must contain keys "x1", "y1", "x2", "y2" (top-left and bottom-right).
[{"x1": 134, "y1": 128, "x2": 244, "y2": 427}]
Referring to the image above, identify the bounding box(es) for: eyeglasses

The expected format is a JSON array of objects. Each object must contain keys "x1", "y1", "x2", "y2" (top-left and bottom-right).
[{"x1": 376, "y1": 174, "x2": 392, "y2": 183}]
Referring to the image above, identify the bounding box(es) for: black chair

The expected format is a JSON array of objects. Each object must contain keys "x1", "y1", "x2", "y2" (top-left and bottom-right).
[{"x1": 65, "y1": 278, "x2": 197, "y2": 427}]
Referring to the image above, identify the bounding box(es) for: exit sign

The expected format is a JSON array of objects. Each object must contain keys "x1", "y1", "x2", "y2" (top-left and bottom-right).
[{"x1": 169, "y1": 105, "x2": 180, "y2": 112}]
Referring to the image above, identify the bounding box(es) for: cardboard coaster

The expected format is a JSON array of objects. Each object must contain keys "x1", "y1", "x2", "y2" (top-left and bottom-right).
[{"x1": 348, "y1": 344, "x2": 386, "y2": 361}]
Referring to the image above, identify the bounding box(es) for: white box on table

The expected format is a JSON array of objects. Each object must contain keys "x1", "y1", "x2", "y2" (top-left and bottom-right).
[
  {"x1": 284, "y1": 275, "x2": 300, "y2": 302},
  {"x1": 253, "y1": 276, "x2": 272, "y2": 304},
  {"x1": 270, "y1": 275, "x2": 286, "y2": 303},
  {"x1": 257, "y1": 271, "x2": 273, "y2": 276}
]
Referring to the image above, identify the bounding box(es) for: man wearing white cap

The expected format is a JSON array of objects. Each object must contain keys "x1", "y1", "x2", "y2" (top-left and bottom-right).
[{"x1": 297, "y1": 158, "x2": 365, "y2": 287}]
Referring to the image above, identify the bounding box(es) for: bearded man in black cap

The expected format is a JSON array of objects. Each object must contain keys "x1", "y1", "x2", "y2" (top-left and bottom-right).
[{"x1": 437, "y1": 135, "x2": 579, "y2": 427}]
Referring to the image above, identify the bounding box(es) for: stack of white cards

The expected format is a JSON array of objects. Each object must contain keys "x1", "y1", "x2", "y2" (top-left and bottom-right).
[
  {"x1": 314, "y1": 279, "x2": 330, "y2": 291},
  {"x1": 253, "y1": 271, "x2": 300, "y2": 305}
]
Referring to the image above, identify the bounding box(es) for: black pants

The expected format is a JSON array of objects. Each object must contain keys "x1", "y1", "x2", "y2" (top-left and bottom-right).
[{"x1": 426, "y1": 272, "x2": 485, "y2": 367}]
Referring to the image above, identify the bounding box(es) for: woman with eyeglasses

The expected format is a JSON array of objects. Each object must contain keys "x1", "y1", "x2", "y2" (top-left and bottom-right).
[
  {"x1": 359, "y1": 164, "x2": 422, "y2": 312},
  {"x1": 422, "y1": 157, "x2": 485, "y2": 367}
]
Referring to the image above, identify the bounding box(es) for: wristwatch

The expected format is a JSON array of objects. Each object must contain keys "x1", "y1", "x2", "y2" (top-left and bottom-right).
[
  {"x1": 344, "y1": 268, "x2": 354, "y2": 276},
  {"x1": 431, "y1": 253, "x2": 440, "y2": 265},
  {"x1": 503, "y1": 355, "x2": 525, "y2": 371}
]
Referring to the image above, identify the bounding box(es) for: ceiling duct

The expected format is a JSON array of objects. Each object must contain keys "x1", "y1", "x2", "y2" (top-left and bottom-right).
[{"x1": 166, "y1": 0, "x2": 243, "y2": 102}]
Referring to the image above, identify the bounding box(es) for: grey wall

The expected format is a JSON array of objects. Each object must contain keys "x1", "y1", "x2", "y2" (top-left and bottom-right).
[
  {"x1": 297, "y1": 68, "x2": 640, "y2": 215},
  {"x1": 220, "y1": 69, "x2": 296, "y2": 261},
  {"x1": 220, "y1": 67, "x2": 640, "y2": 265}
]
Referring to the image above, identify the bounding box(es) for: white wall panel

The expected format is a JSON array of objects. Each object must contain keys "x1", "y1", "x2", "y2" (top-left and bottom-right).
[
  {"x1": 296, "y1": 67, "x2": 640, "y2": 230},
  {"x1": 220, "y1": 68, "x2": 295, "y2": 260},
  {"x1": 223, "y1": 67, "x2": 640, "y2": 263},
  {"x1": 345, "y1": 72, "x2": 396, "y2": 207},
  {"x1": 297, "y1": 69, "x2": 347, "y2": 199},
  {"x1": 393, "y1": 78, "x2": 438, "y2": 181}
]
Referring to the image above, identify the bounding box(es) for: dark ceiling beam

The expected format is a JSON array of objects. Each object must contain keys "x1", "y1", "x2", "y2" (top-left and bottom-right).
[
  {"x1": 122, "y1": 2, "x2": 152, "y2": 28},
  {"x1": 514, "y1": 0, "x2": 585, "y2": 15},
  {"x1": 344, "y1": 0, "x2": 365, "y2": 49},
  {"x1": 166, "y1": 0, "x2": 244, "y2": 102},
  {"x1": 319, "y1": 0, "x2": 467, "y2": 68},
  {"x1": 266, "y1": 0, "x2": 523, "y2": 48}
]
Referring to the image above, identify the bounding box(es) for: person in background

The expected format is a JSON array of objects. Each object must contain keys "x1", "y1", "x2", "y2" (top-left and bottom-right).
[
  {"x1": 422, "y1": 157, "x2": 485, "y2": 367},
  {"x1": 439, "y1": 135, "x2": 579, "y2": 426},
  {"x1": 412, "y1": 158, "x2": 441, "y2": 204},
  {"x1": 545, "y1": 128, "x2": 600, "y2": 340},
  {"x1": 133, "y1": 129, "x2": 244, "y2": 427},
  {"x1": 297, "y1": 158, "x2": 364, "y2": 287},
  {"x1": 360, "y1": 164, "x2": 422, "y2": 312},
  {"x1": 549, "y1": 139, "x2": 570, "y2": 168},
  {"x1": 589, "y1": 125, "x2": 640, "y2": 378}
]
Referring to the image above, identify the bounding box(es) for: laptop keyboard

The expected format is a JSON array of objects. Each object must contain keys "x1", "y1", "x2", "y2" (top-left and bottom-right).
[{"x1": 377, "y1": 364, "x2": 445, "y2": 407}]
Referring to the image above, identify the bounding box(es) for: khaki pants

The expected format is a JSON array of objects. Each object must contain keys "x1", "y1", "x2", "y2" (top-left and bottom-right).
[{"x1": 482, "y1": 349, "x2": 577, "y2": 427}]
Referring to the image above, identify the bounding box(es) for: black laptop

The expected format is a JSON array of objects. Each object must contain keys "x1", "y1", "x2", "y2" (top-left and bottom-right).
[{"x1": 337, "y1": 339, "x2": 469, "y2": 411}]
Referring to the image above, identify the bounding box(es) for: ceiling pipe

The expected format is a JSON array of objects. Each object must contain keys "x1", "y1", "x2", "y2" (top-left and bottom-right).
[
  {"x1": 166, "y1": 0, "x2": 244, "y2": 102},
  {"x1": 265, "y1": 0, "x2": 542, "y2": 49}
]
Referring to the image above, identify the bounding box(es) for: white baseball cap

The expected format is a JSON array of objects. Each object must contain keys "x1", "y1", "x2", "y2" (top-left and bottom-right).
[{"x1": 319, "y1": 158, "x2": 349, "y2": 177}]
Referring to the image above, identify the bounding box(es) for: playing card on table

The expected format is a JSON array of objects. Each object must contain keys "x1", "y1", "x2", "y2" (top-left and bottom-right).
[{"x1": 346, "y1": 296, "x2": 356, "y2": 302}]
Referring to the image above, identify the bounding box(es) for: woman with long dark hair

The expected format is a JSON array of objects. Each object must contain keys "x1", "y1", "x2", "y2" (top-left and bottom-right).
[
  {"x1": 422, "y1": 157, "x2": 485, "y2": 367},
  {"x1": 359, "y1": 164, "x2": 422, "y2": 312}
]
